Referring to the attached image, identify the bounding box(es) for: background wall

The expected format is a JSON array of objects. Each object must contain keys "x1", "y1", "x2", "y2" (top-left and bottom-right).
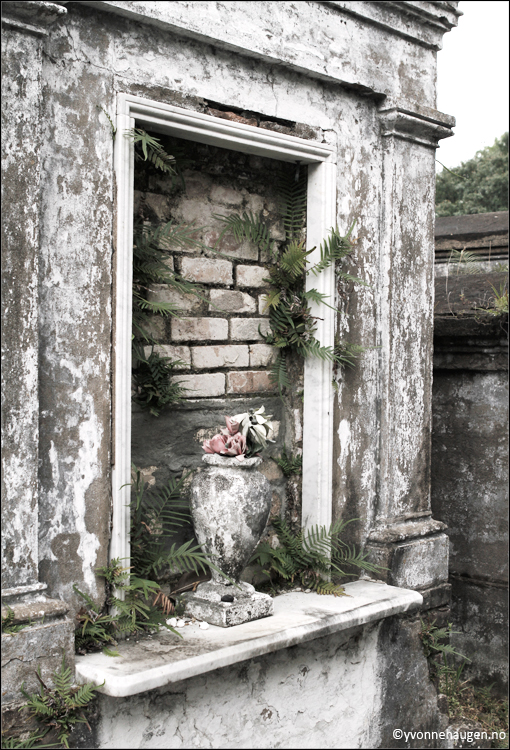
[{"x1": 431, "y1": 215, "x2": 509, "y2": 693}]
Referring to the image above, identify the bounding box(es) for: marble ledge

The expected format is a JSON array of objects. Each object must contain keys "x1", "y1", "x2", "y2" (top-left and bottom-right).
[{"x1": 75, "y1": 580, "x2": 422, "y2": 697}]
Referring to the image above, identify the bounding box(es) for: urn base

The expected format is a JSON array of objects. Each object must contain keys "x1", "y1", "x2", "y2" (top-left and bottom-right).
[{"x1": 182, "y1": 581, "x2": 273, "y2": 628}]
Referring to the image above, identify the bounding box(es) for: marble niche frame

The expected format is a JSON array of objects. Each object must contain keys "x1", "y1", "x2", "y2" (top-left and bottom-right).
[{"x1": 111, "y1": 93, "x2": 338, "y2": 569}]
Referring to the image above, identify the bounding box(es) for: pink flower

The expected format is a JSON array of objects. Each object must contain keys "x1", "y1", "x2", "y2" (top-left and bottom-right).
[
  {"x1": 223, "y1": 432, "x2": 247, "y2": 459},
  {"x1": 222, "y1": 416, "x2": 240, "y2": 437},
  {"x1": 202, "y1": 433, "x2": 227, "y2": 454}
]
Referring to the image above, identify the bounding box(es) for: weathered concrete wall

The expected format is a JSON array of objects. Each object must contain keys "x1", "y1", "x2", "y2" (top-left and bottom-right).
[
  {"x1": 431, "y1": 361, "x2": 509, "y2": 693},
  {"x1": 76, "y1": 614, "x2": 445, "y2": 750},
  {"x1": 67, "y1": 0, "x2": 458, "y2": 105},
  {"x1": 431, "y1": 215, "x2": 508, "y2": 693}
]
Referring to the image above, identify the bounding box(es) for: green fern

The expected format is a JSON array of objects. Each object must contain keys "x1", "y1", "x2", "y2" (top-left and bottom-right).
[
  {"x1": 273, "y1": 450, "x2": 302, "y2": 477},
  {"x1": 447, "y1": 247, "x2": 482, "y2": 275},
  {"x1": 267, "y1": 351, "x2": 290, "y2": 393},
  {"x1": 125, "y1": 128, "x2": 177, "y2": 174},
  {"x1": 251, "y1": 516, "x2": 383, "y2": 595},
  {"x1": 251, "y1": 518, "x2": 381, "y2": 596},
  {"x1": 333, "y1": 340, "x2": 368, "y2": 369},
  {"x1": 1, "y1": 607, "x2": 30, "y2": 635},
  {"x1": 277, "y1": 166, "x2": 308, "y2": 241},
  {"x1": 73, "y1": 586, "x2": 119, "y2": 657},
  {"x1": 0, "y1": 730, "x2": 58, "y2": 748},
  {"x1": 132, "y1": 351, "x2": 188, "y2": 417},
  {"x1": 309, "y1": 221, "x2": 357, "y2": 276},
  {"x1": 129, "y1": 467, "x2": 231, "y2": 585},
  {"x1": 213, "y1": 210, "x2": 272, "y2": 253},
  {"x1": 258, "y1": 210, "x2": 365, "y2": 393},
  {"x1": 20, "y1": 656, "x2": 102, "y2": 749}
]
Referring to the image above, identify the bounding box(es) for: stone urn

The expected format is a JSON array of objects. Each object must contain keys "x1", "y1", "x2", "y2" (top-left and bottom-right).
[{"x1": 183, "y1": 453, "x2": 274, "y2": 627}]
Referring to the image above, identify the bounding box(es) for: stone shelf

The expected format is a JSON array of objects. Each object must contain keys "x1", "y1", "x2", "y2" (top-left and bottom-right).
[{"x1": 75, "y1": 581, "x2": 422, "y2": 697}]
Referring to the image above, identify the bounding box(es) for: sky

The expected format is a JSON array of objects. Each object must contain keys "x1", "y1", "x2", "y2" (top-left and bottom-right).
[{"x1": 435, "y1": 0, "x2": 509, "y2": 171}]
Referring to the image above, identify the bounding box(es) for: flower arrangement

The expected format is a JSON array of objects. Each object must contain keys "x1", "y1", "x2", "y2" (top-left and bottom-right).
[{"x1": 202, "y1": 406, "x2": 274, "y2": 461}]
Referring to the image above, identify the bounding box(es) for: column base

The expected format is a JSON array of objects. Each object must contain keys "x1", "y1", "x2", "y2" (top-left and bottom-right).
[
  {"x1": 1, "y1": 597, "x2": 74, "y2": 706},
  {"x1": 364, "y1": 517, "x2": 449, "y2": 590}
]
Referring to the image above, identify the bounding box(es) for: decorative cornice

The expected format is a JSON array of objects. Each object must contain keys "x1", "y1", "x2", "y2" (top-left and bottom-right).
[
  {"x1": 379, "y1": 102, "x2": 455, "y2": 148},
  {"x1": 51, "y1": 1, "x2": 457, "y2": 100},
  {"x1": 320, "y1": 0, "x2": 461, "y2": 50},
  {"x1": 1, "y1": 1, "x2": 67, "y2": 36}
]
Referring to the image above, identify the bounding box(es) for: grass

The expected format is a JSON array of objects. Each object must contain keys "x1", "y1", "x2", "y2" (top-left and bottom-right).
[{"x1": 440, "y1": 675, "x2": 508, "y2": 749}]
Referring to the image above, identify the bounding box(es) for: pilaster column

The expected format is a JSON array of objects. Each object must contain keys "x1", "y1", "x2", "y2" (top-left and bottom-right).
[
  {"x1": 1, "y1": 1, "x2": 74, "y2": 707},
  {"x1": 1, "y1": 0, "x2": 67, "y2": 595},
  {"x1": 366, "y1": 101, "x2": 454, "y2": 606}
]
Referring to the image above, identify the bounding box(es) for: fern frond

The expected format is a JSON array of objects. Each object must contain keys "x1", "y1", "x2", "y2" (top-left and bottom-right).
[
  {"x1": 126, "y1": 577, "x2": 160, "y2": 599},
  {"x1": 268, "y1": 352, "x2": 290, "y2": 392},
  {"x1": 302, "y1": 288, "x2": 335, "y2": 310},
  {"x1": 261, "y1": 290, "x2": 281, "y2": 310},
  {"x1": 277, "y1": 167, "x2": 308, "y2": 240},
  {"x1": 125, "y1": 128, "x2": 176, "y2": 174},
  {"x1": 280, "y1": 241, "x2": 311, "y2": 279},
  {"x1": 72, "y1": 683, "x2": 98, "y2": 707},
  {"x1": 134, "y1": 295, "x2": 181, "y2": 318},
  {"x1": 315, "y1": 581, "x2": 347, "y2": 596},
  {"x1": 165, "y1": 540, "x2": 213, "y2": 575},
  {"x1": 336, "y1": 271, "x2": 369, "y2": 287},
  {"x1": 309, "y1": 222, "x2": 356, "y2": 277},
  {"x1": 251, "y1": 516, "x2": 384, "y2": 594},
  {"x1": 273, "y1": 450, "x2": 302, "y2": 477},
  {"x1": 132, "y1": 352, "x2": 188, "y2": 417},
  {"x1": 213, "y1": 211, "x2": 271, "y2": 252},
  {"x1": 72, "y1": 585, "x2": 96, "y2": 610},
  {"x1": 333, "y1": 341, "x2": 368, "y2": 369},
  {"x1": 447, "y1": 248, "x2": 482, "y2": 274}
]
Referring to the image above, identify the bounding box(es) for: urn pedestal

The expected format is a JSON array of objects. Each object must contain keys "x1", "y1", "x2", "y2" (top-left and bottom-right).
[{"x1": 182, "y1": 454, "x2": 273, "y2": 627}]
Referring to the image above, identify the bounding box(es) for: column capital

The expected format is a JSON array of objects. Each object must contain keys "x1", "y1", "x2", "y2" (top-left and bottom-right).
[{"x1": 379, "y1": 99, "x2": 455, "y2": 148}]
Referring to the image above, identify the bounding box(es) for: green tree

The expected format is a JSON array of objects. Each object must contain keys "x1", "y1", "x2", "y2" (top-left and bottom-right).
[{"x1": 435, "y1": 132, "x2": 508, "y2": 217}]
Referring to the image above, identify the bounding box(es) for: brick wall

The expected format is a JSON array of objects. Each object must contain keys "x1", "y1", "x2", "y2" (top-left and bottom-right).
[
  {"x1": 134, "y1": 137, "x2": 297, "y2": 400},
  {"x1": 132, "y1": 135, "x2": 305, "y2": 542}
]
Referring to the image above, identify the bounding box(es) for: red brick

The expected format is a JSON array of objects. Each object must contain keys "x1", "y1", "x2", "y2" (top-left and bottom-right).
[{"x1": 226, "y1": 370, "x2": 277, "y2": 394}]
